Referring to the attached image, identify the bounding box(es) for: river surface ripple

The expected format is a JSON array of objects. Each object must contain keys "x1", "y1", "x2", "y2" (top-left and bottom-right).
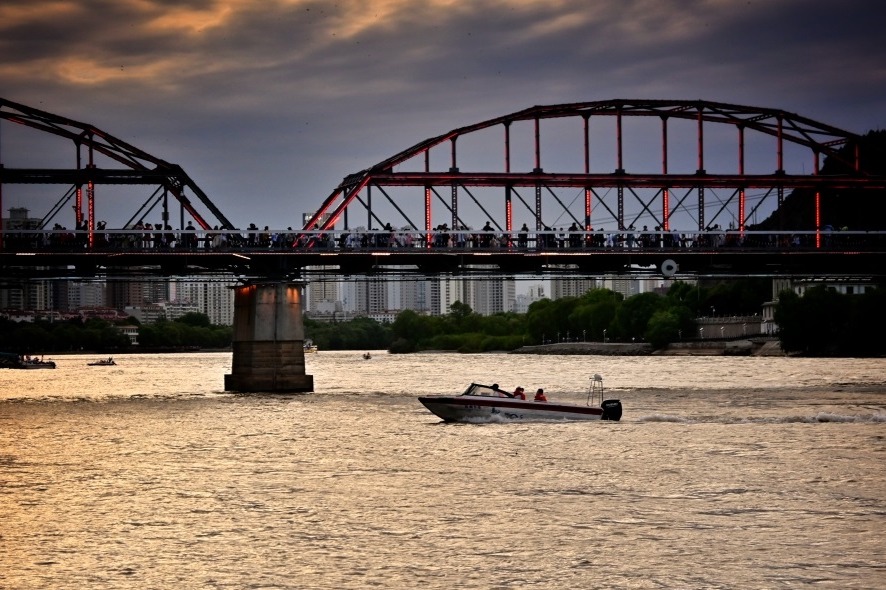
[{"x1": 1, "y1": 352, "x2": 885, "y2": 589}]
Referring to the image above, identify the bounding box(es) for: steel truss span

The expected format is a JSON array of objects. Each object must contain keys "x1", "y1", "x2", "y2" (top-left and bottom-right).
[
  {"x1": 1, "y1": 99, "x2": 884, "y2": 282},
  {"x1": 304, "y1": 99, "x2": 884, "y2": 238},
  {"x1": 0, "y1": 97, "x2": 235, "y2": 232}
]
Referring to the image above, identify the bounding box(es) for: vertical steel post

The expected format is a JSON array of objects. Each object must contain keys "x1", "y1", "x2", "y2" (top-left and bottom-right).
[
  {"x1": 584, "y1": 114, "x2": 591, "y2": 230},
  {"x1": 450, "y1": 137, "x2": 458, "y2": 230},
  {"x1": 617, "y1": 108, "x2": 624, "y2": 229},
  {"x1": 535, "y1": 184, "x2": 543, "y2": 231},
  {"x1": 506, "y1": 189, "x2": 512, "y2": 233},
  {"x1": 697, "y1": 107, "x2": 705, "y2": 231},
  {"x1": 776, "y1": 114, "x2": 785, "y2": 229},
  {"x1": 504, "y1": 121, "x2": 511, "y2": 173},
  {"x1": 533, "y1": 119, "x2": 542, "y2": 230},
  {"x1": 738, "y1": 125, "x2": 745, "y2": 233},
  {"x1": 812, "y1": 150, "x2": 821, "y2": 250},
  {"x1": 616, "y1": 109, "x2": 624, "y2": 173},
  {"x1": 661, "y1": 116, "x2": 669, "y2": 231},
  {"x1": 425, "y1": 150, "x2": 431, "y2": 247},
  {"x1": 366, "y1": 185, "x2": 372, "y2": 229},
  {"x1": 776, "y1": 114, "x2": 784, "y2": 173},
  {"x1": 87, "y1": 140, "x2": 95, "y2": 248},
  {"x1": 75, "y1": 142, "x2": 83, "y2": 226},
  {"x1": 424, "y1": 187, "x2": 431, "y2": 248},
  {"x1": 504, "y1": 122, "x2": 512, "y2": 232}
]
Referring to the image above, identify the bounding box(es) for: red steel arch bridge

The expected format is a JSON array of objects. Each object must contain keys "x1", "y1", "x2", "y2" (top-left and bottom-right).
[{"x1": 2, "y1": 98, "x2": 885, "y2": 281}]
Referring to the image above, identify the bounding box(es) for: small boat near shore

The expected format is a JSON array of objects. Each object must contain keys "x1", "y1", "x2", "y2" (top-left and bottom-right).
[
  {"x1": 88, "y1": 358, "x2": 116, "y2": 366},
  {"x1": 418, "y1": 374, "x2": 622, "y2": 423},
  {"x1": 0, "y1": 352, "x2": 57, "y2": 370},
  {"x1": 304, "y1": 340, "x2": 318, "y2": 353}
]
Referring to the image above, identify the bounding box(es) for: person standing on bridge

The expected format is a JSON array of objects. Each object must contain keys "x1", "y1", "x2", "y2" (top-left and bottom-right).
[{"x1": 481, "y1": 221, "x2": 494, "y2": 247}]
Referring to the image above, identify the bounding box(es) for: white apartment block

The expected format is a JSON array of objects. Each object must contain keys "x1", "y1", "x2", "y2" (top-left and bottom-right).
[
  {"x1": 304, "y1": 267, "x2": 339, "y2": 313},
  {"x1": 550, "y1": 276, "x2": 597, "y2": 300},
  {"x1": 170, "y1": 278, "x2": 236, "y2": 325},
  {"x1": 472, "y1": 277, "x2": 516, "y2": 315},
  {"x1": 354, "y1": 278, "x2": 388, "y2": 315}
]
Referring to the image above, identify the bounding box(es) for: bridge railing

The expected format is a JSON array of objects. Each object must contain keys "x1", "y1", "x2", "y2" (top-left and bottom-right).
[{"x1": 1, "y1": 228, "x2": 885, "y2": 254}]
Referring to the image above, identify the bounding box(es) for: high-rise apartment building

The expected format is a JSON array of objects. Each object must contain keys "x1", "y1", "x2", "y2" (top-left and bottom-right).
[
  {"x1": 550, "y1": 276, "x2": 597, "y2": 300},
  {"x1": 170, "y1": 278, "x2": 236, "y2": 325}
]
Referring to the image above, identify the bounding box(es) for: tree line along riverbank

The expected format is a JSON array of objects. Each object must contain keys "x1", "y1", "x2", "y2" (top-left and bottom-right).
[{"x1": 2, "y1": 280, "x2": 883, "y2": 357}]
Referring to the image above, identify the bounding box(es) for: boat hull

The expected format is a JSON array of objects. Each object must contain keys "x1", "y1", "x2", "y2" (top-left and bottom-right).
[{"x1": 418, "y1": 396, "x2": 620, "y2": 423}]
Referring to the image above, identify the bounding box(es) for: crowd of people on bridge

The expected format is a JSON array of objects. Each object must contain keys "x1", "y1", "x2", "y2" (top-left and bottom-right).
[{"x1": 1, "y1": 218, "x2": 875, "y2": 253}]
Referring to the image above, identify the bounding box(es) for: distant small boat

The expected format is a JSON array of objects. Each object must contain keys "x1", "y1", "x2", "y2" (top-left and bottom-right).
[
  {"x1": 88, "y1": 358, "x2": 116, "y2": 366},
  {"x1": 20, "y1": 359, "x2": 56, "y2": 369},
  {"x1": 1, "y1": 353, "x2": 57, "y2": 370},
  {"x1": 304, "y1": 340, "x2": 318, "y2": 353},
  {"x1": 363, "y1": 352, "x2": 372, "y2": 360}
]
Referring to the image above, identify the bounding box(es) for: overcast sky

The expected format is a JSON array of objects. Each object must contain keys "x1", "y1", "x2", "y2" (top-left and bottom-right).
[{"x1": 2, "y1": 0, "x2": 884, "y2": 230}]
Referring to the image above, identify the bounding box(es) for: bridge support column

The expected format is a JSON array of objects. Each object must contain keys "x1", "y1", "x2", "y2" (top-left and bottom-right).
[{"x1": 224, "y1": 282, "x2": 314, "y2": 393}]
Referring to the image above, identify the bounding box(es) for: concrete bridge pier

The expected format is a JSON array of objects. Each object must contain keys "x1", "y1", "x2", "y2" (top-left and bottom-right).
[{"x1": 224, "y1": 282, "x2": 314, "y2": 393}]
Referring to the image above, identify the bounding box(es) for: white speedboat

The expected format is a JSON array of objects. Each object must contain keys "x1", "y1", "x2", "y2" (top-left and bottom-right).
[{"x1": 418, "y1": 375, "x2": 622, "y2": 423}]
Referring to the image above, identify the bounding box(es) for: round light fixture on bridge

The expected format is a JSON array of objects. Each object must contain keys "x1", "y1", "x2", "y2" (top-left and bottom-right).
[{"x1": 661, "y1": 259, "x2": 678, "y2": 277}]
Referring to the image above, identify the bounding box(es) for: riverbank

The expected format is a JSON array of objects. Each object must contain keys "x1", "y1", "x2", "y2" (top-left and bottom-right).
[{"x1": 511, "y1": 338, "x2": 785, "y2": 356}]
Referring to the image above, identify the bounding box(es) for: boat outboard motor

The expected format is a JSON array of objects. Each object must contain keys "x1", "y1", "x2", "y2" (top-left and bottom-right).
[{"x1": 601, "y1": 399, "x2": 622, "y2": 421}]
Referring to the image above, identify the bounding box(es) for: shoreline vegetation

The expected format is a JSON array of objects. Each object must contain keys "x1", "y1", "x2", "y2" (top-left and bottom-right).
[{"x1": 3, "y1": 280, "x2": 883, "y2": 358}]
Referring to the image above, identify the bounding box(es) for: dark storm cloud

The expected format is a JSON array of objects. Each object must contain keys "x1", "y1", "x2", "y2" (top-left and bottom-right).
[{"x1": 1, "y1": 0, "x2": 884, "y2": 226}]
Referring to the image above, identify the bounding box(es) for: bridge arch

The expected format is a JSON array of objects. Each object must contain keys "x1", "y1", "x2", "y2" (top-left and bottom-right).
[
  {"x1": 304, "y1": 99, "x2": 875, "y2": 238},
  {"x1": 0, "y1": 97, "x2": 235, "y2": 239}
]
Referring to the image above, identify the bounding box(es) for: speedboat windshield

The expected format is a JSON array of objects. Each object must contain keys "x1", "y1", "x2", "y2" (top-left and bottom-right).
[{"x1": 462, "y1": 383, "x2": 510, "y2": 397}]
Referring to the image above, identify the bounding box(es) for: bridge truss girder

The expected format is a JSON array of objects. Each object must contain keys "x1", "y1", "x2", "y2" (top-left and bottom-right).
[
  {"x1": 304, "y1": 99, "x2": 882, "y2": 238},
  {"x1": 0, "y1": 97, "x2": 235, "y2": 237}
]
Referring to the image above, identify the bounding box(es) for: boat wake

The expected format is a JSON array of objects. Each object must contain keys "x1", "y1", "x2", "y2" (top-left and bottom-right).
[{"x1": 636, "y1": 412, "x2": 886, "y2": 424}]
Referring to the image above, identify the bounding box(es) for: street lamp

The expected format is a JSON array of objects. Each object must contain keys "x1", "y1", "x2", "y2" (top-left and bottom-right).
[
  {"x1": 583, "y1": 330, "x2": 586, "y2": 342},
  {"x1": 567, "y1": 331, "x2": 570, "y2": 342},
  {"x1": 699, "y1": 327, "x2": 704, "y2": 339},
  {"x1": 603, "y1": 329, "x2": 607, "y2": 343},
  {"x1": 742, "y1": 323, "x2": 747, "y2": 336},
  {"x1": 720, "y1": 326, "x2": 725, "y2": 339}
]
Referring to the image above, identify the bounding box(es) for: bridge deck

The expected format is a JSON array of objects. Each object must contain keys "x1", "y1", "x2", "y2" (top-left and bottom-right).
[{"x1": 2, "y1": 230, "x2": 883, "y2": 280}]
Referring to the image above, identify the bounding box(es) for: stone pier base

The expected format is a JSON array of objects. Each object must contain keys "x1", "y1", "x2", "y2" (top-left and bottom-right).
[{"x1": 224, "y1": 282, "x2": 314, "y2": 393}]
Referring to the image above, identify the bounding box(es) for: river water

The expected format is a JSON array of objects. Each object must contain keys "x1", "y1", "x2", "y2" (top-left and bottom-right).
[{"x1": 1, "y1": 352, "x2": 884, "y2": 589}]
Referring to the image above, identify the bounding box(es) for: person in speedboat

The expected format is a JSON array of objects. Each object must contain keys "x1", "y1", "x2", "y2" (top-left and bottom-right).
[
  {"x1": 513, "y1": 386, "x2": 526, "y2": 400},
  {"x1": 534, "y1": 388, "x2": 548, "y2": 402}
]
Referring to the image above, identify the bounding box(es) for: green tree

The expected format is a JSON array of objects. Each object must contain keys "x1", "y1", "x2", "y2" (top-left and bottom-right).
[
  {"x1": 612, "y1": 292, "x2": 665, "y2": 341},
  {"x1": 645, "y1": 309, "x2": 682, "y2": 348},
  {"x1": 775, "y1": 286, "x2": 849, "y2": 355},
  {"x1": 175, "y1": 312, "x2": 212, "y2": 327}
]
